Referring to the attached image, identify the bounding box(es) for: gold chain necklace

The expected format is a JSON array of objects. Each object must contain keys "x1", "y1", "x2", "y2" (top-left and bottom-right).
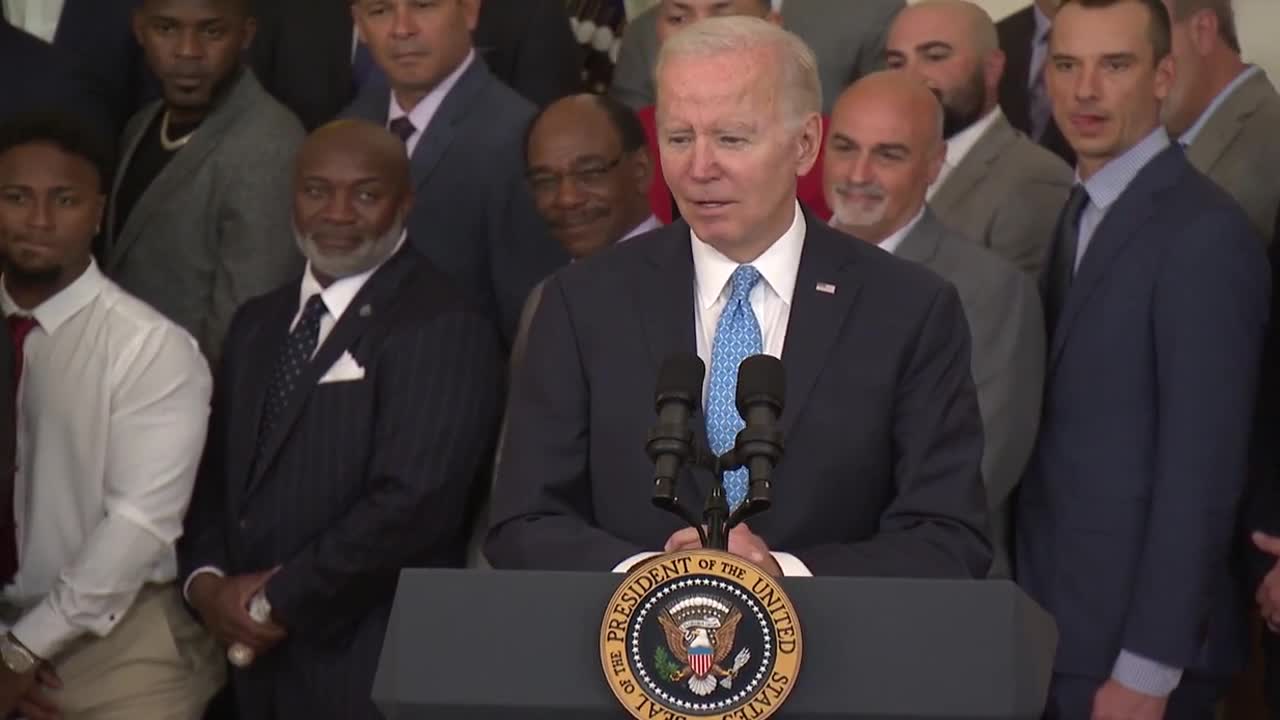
[{"x1": 159, "y1": 111, "x2": 196, "y2": 151}]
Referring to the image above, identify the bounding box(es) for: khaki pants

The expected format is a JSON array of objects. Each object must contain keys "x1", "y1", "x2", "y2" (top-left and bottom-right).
[{"x1": 36, "y1": 584, "x2": 225, "y2": 720}]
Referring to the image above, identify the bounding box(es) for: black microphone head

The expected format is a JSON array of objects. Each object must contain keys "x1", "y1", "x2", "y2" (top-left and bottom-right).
[
  {"x1": 736, "y1": 354, "x2": 785, "y2": 417},
  {"x1": 655, "y1": 353, "x2": 705, "y2": 410}
]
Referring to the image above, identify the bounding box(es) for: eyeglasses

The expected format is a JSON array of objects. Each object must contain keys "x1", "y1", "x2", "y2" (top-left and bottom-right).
[{"x1": 526, "y1": 154, "x2": 625, "y2": 197}]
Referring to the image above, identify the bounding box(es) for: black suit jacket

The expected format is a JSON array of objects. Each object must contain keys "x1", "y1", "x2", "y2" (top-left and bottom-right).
[
  {"x1": 1017, "y1": 147, "x2": 1268, "y2": 681},
  {"x1": 0, "y1": 19, "x2": 114, "y2": 142},
  {"x1": 179, "y1": 247, "x2": 503, "y2": 720},
  {"x1": 252, "y1": 0, "x2": 580, "y2": 130},
  {"x1": 52, "y1": 0, "x2": 154, "y2": 141},
  {"x1": 344, "y1": 58, "x2": 568, "y2": 345},
  {"x1": 996, "y1": 6, "x2": 1075, "y2": 167},
  {"x1": 485, "y1": 214, "x2": 992, "y2": 577}
]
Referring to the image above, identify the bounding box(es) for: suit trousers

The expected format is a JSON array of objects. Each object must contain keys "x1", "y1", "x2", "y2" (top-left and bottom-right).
[
  {"x1": 31, "y1": 584, "x2": 225, "y2": 719},
  {"x1": 1045, "y1": 673, "x2": 1227, "y2": 719}
]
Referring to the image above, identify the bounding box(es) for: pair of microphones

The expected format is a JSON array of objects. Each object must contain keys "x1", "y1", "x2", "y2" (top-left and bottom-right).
[{"x1": 646, "y1": 353, "x2": 785, "y2": 548}]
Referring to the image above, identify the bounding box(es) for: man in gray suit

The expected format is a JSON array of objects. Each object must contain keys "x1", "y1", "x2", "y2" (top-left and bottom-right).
[
  {"x1": 609, "y1": 0, "x2": 904, "y2": 115},
  {"x1": 824, "y1": 70, "x2": 1045, "y2": 575},
  {"x1": 106, "y1": 0, "x2": 304, "y2": 364},
  {"x1": 887, "y1": 0, "x2": 1072, "y2": 274},
  {"x1": 1160, "y1": 0, "x2": 1280, "y2": 244}
]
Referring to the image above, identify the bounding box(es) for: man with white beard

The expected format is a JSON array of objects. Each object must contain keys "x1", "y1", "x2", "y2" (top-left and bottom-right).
[
  {"x1": 179, "y1": 119, "x2": 503, "y2": 719},
  {"x1": 823, "y1": 70, "x2": 1045, "y2": 577}
]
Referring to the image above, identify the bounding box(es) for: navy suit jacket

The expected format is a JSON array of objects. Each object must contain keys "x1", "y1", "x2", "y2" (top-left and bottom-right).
[
  {"x1": 1016, "y1": 147, "x2": 1269, "y2": 680},
  {"x1": 179, "y1": 247, "x2": 503, "y2": 720},
  {"x1": 0, "y1": 19, "x2": 113, "y2": 141},
  {"x1": 52, "y1": 0, "x2": 154, "y2": 140},
  {"x1": 486, "y1": 213, "x2": 992, "y2": 578},
  {"x1": 343, "y1": 58, "x2": 567, "y2": 345}
]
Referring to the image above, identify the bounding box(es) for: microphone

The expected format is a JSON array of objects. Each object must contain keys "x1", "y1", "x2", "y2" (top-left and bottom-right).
[
  {"x1": 646, "y1": 354, "x2": 705, "y2": 510},
  {"x1": 733, "y1": 354, "x2": 785, "y2": 513}
]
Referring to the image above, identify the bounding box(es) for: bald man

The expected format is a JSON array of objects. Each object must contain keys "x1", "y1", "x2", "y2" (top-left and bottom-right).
[
  {"x1": 824, "y1": 71, "x2": 1044, "y2": 576},
  {"x1": 180, "y1": 120, "x2": 504, "y2": 720},
  {"x1": 887, "y1": 0, "x2": 1072, "y2": 274}
]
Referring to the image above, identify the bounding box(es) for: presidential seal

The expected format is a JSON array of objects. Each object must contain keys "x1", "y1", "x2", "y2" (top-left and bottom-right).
[{"x1": 600, "y1": 550, "x2": 802, "y2": 720}]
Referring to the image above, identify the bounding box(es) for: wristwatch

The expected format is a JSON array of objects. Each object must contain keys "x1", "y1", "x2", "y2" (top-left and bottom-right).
[{"x1": 0, "y1": 634, "x2": 37, "y2": 675}]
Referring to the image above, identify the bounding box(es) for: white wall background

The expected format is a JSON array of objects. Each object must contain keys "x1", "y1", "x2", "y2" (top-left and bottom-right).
[{"x1": 623, "y1": 0, "x2": 1280, "y2": 81}]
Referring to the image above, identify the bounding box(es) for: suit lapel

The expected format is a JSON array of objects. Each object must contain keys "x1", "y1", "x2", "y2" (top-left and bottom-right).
[
  {"x1": 104, "y1": 103, "x2": 159, "y2": 258},
  {"x1": 245, "y1": 249, "x2": 416, "y2": 496},
  {"x1": 1049, "y1": 149, "x2": 1183, "y2": 368},
  {"x1": 779, "y1": 220, "x2": 862, "y2": 435},
  {"x1": 408, "y1": 59, "x2": 489, "y2": 191},
  {"x1": 894, "y1": 210, "x2": 944, "y2": 265},
  {"x1": 930, "y1": 116, "x2": 1016, "y2": 216},
  {"x1": 230, "y1": 293, "x2": 295, "y2": 504},
  {"x1": 1186, "y1": 70, "x2": 1273, "y2": 175},
  {"x1": 106, "y1": 71, "x2": 260, "y2": 269}
]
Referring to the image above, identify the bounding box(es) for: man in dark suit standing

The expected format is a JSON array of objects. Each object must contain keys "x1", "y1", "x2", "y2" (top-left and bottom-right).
[
  {"x1": 252, "y1": 0, "x2": 580, "y2": 130},
  {"x1": 344, "y1": 0, "x2": 567, "y2": 344},
  {"x1": 997, "y1": 0, "x2": 1076, "y2": 165},
  {"x1": 1015, "y1": 1, "x2": 1269, "y2": 717},
  {"x1": 179, "y1": 120, "x2": 504, "y2": 720},
  {"x1": 486, "y1": 16, "x2": 991, "y2": 579}
]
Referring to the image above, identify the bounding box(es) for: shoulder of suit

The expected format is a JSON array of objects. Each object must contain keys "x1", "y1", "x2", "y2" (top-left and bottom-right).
[{"x1": 995, "y1": 132, "x2": 1075, "y2": 184}]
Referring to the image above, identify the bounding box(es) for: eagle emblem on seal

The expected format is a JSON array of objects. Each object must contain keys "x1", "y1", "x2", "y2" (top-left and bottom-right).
[{"x1": 657, "y1": 594, "x2": 753, "y2": 697}]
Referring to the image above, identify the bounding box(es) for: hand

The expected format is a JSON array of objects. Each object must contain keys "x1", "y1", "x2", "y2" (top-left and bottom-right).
[
  {"x1": 1254, "y1": 533, "x2": 1280, "y2": 630},
  {"x1": 663, "y1": 524, "x2": 784, "y2": 577},
  {"x1": 0, "y1": 661, "x2": 38, "y2": 718},
  {"x1": 188, "y1": 569, "x2": 287, "y2": 655},
  {"x1": 16, "y1": 665, "x2": 62, "y2": 720},
  {"x1": 1091, "y1": 679, "x2": 1168, "y2": 720}
]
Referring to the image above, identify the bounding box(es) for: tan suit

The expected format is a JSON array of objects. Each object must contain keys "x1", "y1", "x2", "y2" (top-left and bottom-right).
[
  {"x1": 1184, "y1": 69, "x2": 1280, "y2": 244},
  {"x1": 931, "y1": 113, "x2": 1074, "y2": 275}
]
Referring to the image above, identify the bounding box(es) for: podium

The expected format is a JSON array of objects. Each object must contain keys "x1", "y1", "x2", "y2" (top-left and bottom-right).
[{"x1": 372, "y1": 569, "x2": 1057, "y2": 719}]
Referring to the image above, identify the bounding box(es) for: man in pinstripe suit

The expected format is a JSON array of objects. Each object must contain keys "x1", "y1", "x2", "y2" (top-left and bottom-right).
[{"x1": 179, "y1": 120, "x2": 504, "y2": 720}]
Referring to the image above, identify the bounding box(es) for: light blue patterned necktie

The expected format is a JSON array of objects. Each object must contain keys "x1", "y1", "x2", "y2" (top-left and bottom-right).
[{"x1": 706, "y1": 265, "x2": 763, "y2": 510}]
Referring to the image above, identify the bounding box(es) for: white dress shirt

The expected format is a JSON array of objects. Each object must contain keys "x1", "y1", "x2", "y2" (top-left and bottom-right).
[
  {"x1": 183, "y1": 237, "x2": 405, "y2": 598},
  {"x1": 3, "y1": 0, "x2": 64, "y2": 43},
  {"x1": 614, "y1": 202, "x2": 812, "y2": 577},
  {"x1": 0, "y1": 261, "x2": 211, "y2": 660},
  {"x1": 928, "y1": 108, "x2": 1004, "y2": 199},
  {"x1": 623, "y1": 214, "x2": 662, "y2": 241},
  {"x1": 388, "y1": 50, "x2": 476, "y2": 157}
]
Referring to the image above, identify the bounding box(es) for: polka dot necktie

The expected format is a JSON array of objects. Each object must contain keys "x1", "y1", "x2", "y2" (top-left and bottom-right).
[
  {"x1": 706, "y1": 265, "x2": 763, "y2": 510},
  {"x1": 257, "y1": 294, "x2": 327, "y2": 455}
]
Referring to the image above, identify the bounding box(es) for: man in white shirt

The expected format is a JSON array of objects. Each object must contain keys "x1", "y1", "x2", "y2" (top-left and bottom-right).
[
  {"x1": 486, "y1": 17, "x2": 991, "y2": 580},
  {"x1": 180, "y1": 120, "x2": 503, "y2": 720},
  {"x1": 1158, "y1": 0, "x2": 1280, "y2": 243},
  {"x1": 886, "y1": 0, "x2": 1073, "y2": 274},
  {"x1": 824, "y1": 70, "x2": 1045, "y2": 578},
  {"x1": 342, "y1": 0, "x2": 568, "y2": 347},
  {"x1": 0, "y1": 113, "x2": 222, "y2": 718}
]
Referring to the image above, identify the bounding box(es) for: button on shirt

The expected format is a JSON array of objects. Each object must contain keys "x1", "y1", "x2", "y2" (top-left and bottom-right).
[
  {"x1": 0, "y1": 261, "x2": 211, "y2": 660},
  {"x1": 613, "y1": 201, "x2": 812, "y2": 577},
  {"x1": 387, "y1": 50, "x2": 476, "y2": 157}
]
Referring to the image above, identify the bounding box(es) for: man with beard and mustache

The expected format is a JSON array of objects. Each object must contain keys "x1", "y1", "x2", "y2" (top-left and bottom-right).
[
  {"x1": 103, "y1": 0, "x2": 304, "y2": 365},
  {"x1": 887, "y1": 0, "x2": 1073, "y2": 275},
  {"x1": 0, "y1": 112, "x2": 223, "y2": 718},
  {"x1": 180, "y1": 119, "x2": 503, "y2": 720},
  {"x1": 824, "y1": 70, "x2": 1044, "y2": 578},
  {"x1": 1158, "y1": 0, "x2": 1280, "y2": 244}
]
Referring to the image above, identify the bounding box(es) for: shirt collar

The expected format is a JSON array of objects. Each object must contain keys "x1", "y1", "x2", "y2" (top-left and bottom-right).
[
  {"x1": 0, "y1": 259, "x2": 105, "y2": 333},
  {"x1": 1178, "y1": 65, "x2": 1261, "y2": 147},
  {"x1": 1033, "y1": 4, "x2": 1052, "y2": 44},
  {"x1": 299, "y1": 232, "x2": 407, "y2": 320},
  {"x1": 875, "y1": 206, "x2": 927, "y2": 256},
  {"x1": 387, "y1": 49, "x2": 476, "y2": 132},
  {"x1": 1076, "y1": 127, "x2": 1171, "y2": 211},
  {"x1": 691, "y1": 200, "x2": 805, "y2": 311},
  {"x1": 621, "y1": 215, "x2": 662, "y2": 242},
  {"x1": 945, "y1": 107, "x2": 1003, "y2": 168}
]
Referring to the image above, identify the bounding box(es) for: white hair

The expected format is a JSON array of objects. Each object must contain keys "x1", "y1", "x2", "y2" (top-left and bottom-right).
[{"x1": 654, "y1": 15, "x2": 822, "y2": 128}]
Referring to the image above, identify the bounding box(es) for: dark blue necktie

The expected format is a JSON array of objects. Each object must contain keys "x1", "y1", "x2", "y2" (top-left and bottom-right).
[{"x1": 258, "y1": 295, "x2": 327, "y2": 452}]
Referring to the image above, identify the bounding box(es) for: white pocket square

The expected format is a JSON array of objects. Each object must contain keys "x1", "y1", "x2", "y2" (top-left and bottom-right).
[{"x1": 318, "y1": 351, "x2": 365, "y2": 384}]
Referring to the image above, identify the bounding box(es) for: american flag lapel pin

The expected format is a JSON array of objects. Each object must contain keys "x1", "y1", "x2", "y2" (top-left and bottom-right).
[{"x1": 815, "y1": 282, "x2": 837, "y2": 295}]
